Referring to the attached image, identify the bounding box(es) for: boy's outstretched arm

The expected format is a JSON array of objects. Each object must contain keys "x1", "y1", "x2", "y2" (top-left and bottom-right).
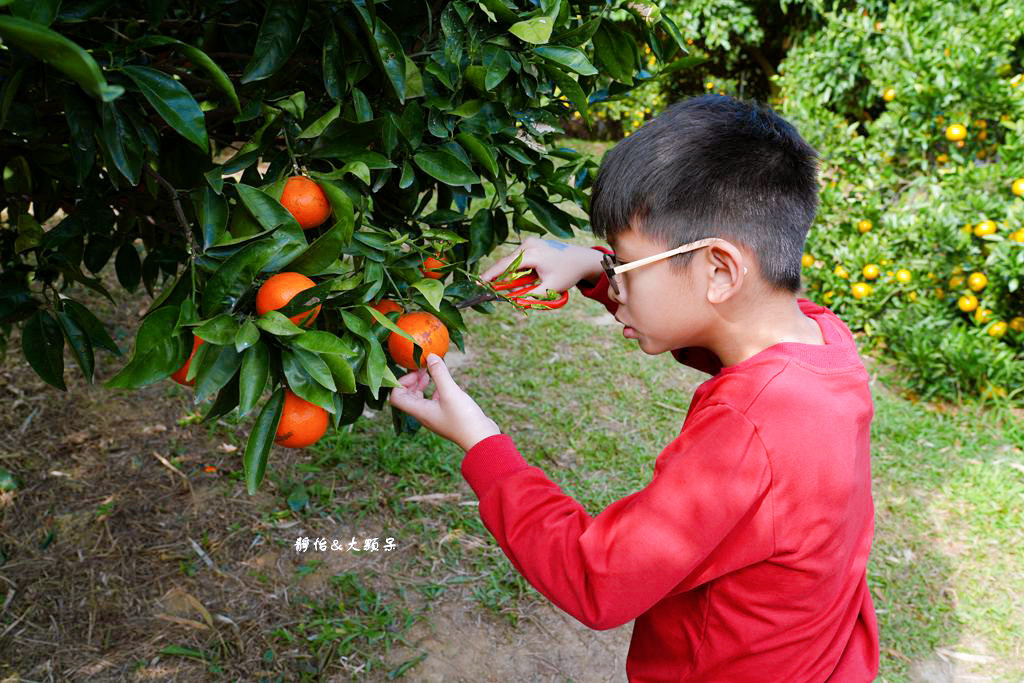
[{"x1": 388, "y1": 354, "x2": 501, "y2": 452}]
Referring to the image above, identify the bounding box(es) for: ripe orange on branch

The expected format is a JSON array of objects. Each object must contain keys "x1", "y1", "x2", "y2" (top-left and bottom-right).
[
  {"x1": 945, "y1": 124, "x2": 968, "y2": 141},
  {"x1": 387, "y1": 311, "x2": 450, "y2": 370},
  {"x1": 171, "y1": 335, "x2": 204, "y2": 386},
  {"x1": 275, "y1": 390, "x2": 328, "y2": 448},
  {"x1": 372, "y1": 299, "x2": 404, "y2": 316},
  {"x1": 280, "y1": 175, "x2": 331, "y2": 230},
  {"x1": 256, "y1": 272, "x2": 321, "y2": 327},
  {"x1": 420, "y1": 255, "x2": 447, "y2": 280}
]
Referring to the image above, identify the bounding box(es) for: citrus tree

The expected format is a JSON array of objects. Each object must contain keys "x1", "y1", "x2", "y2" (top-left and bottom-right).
[
  {"x1": 0, "y1": 0, "x2": 697, "y2": 491},
  {"x1": 776, "y1": 0, "x2": 1024, "y2": 401}
]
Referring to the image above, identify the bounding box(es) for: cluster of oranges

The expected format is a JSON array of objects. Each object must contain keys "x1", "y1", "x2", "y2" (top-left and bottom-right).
[{"x1": 170, "y1": 174, "x2": 452, "y2": 450}]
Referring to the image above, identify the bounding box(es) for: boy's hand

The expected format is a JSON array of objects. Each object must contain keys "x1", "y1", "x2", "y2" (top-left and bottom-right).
[
  {"x1": 388, "y1": 354, "x2": 501, "y2": 452},
  {"x1": 482, "y1": 237, "x2": 605, "y2": 294}
]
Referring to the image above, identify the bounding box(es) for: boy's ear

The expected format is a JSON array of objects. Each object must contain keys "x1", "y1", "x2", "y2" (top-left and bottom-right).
[{"x1": 703, "y1": 241, "x2": 747, "y2": 304}]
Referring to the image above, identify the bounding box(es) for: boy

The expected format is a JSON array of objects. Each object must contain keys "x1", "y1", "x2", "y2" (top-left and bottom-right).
[{"x1": 389, "y1": 95, "x2": 879, "y2": 681}]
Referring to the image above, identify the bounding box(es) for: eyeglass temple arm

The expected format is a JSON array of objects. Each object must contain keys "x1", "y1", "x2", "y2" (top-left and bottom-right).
[{"x1": 611, "y1": 238, "x2": 721, "y2": 275}]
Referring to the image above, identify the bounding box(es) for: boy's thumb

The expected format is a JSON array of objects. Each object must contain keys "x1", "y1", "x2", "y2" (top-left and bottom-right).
[{"x1": 424, "y1": 354, "x2": 455, "y2": 390}]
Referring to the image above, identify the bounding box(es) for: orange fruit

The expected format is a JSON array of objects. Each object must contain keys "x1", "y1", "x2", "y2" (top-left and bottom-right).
[
  {"x1": 987, "y1": 321, "x2": 1008, "y2": 337},
  {"x1": 1012, "y1": 178, "x2": 1024, "y2": 196},
  {"x1": 256, "y1": 272, "x2": 321, "y2": 327},
  {"x1": 1010, "y1": 230, "x2": 1024, "y2": 243},
  {"x1": 171, "y1": 335, "x2": 205, "y2": 386},
  {"x1": 974, "y1": 308, "x2": 993, "y2": 324},
  {"x1": 955, "y1": 140, "x2": 966, "y2": 149},
  {"x1": 973, "y1": 220, "x2": 997, "y2": 237},
  {"x1": 387, "y1": 311, "x2": 450, "y2": 370},
  {"x1": 967, "y1": 272, "x2": 988, "y2": 292},
  {"x1": 420, "y1": 255, "x2": 447, "y2": 280},
  {"x1": 882, "y1": 88, "x2": 896, "y2": 102},
  {"x1": 862, "y1": 264, "x2": 880, "y2": 280},
  {"x1": 1009, "y1": 316, "x2": 1024, "y2": 332},
  {"x1": 801, "y1": 253, "x2": 815, "y2": 268},
  {"x1": 834, "y1": 265, "x2": 849, "y2": 279},
  {"x1": 895, "y1": 269, "x2": 912, "y2": 284},
  {"x1": 372, "y1": 299, "x2": 404, "y2": 316},
  {"x1": 280, "y1": 176, "x2": 331, "y2": 230},
  {"x1": 275, "y1": 390, "x2": 328, "y2": 448},
  {"x1": 851, "y1": 282, "x2": 873, "y2": 299},
  {"x1": 857, "y1": 219, "x2": 873, "y2": 233},
  {"x1": 945, "y1": 124, "x2": 967, "y2": 141},
  {"x1": 957, "y1": 293, "x2": 978, "y2": 312}
]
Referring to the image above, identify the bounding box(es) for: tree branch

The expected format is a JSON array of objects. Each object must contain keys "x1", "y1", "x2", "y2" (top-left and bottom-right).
[{"x1": 143, "y1": 165, "x2": 197, "y2": 255}]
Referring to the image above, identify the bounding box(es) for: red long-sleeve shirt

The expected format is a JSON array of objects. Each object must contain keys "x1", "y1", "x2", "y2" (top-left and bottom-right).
[{"x1": 460, "y1": 261, "x2": 880, "y2": 681}]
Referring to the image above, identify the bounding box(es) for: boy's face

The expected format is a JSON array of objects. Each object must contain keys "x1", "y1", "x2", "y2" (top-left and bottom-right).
[{"x1": 607, "y1": 228, "x2": 714, "y2": 355}]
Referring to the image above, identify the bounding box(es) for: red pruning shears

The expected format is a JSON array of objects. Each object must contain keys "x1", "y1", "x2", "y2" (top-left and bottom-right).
[{"x1": 456, "y1": 269, "x2": 569, "y2": 310}]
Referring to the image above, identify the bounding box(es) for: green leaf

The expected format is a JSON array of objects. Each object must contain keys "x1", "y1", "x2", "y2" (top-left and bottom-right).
[
  {"x1": 509, "y1": 16, "x2": 555, "y2": 44},
  {"x1": 362, "y1": 305, "x2": 413, "y2": 342},
  {"x1": 245, "y1": 388, "x2": 284, "y2": 494},
  {"x1": 411, "y1": 279, "x2": 445, "y2": 312},
  {"x1": 115, "y1": 242, "x2": 142, "y2": 292},
  {"x1": 201, "y1": 240, "x2": 277, "y2": 317},
  {"x1": 352, "y1": 5, "x2": 407, "y2": 103},
  {"x1": 455, "y1": 132, "x2": 499, "y2": 180},
  {"x1": 235, "y1": 183, "x2": 302, "y2": 232},
  {"x1": 0, "y1": 16, "x2": 123, "y2": 101},
  {"x1": 194, "y1": 344, "x2": 242, "y2": 404},
  {"x1": 57, "y1": 309, "x2": 95, "y2": 382},
  {"x1": 240, "y1": 0, "x2": 308, "y2": 84},
  {"x1": 293, "y1": 329, "x2": 354, "y2": 355},
  {"x1": 63, "y1": 299, "x2": 120, "y2": 355},
  {"x1": 281, "y1": 350, "x2": 336, "y2": 413},
  {"x1": 99, "y1": 102, "x2": 143, "y2": 185},
  {"x1": 321, "y1": 352, "x2": 356, "y2": 394},
  {"x1": 235, "y1": 320, "x2": 260, "y2": 353},
  {"x1": 134, "y1": 36, "x2": 240, "y2": 112},
  {"x1": 414, "y1": 150, "x2": 478, "y2": 186},
  {"x1": 286, "y1": 183, "x2": 354, "y2": 275},
  {"x1": 194, "y1": 186, "x2": 228, "y2": 250},
  {"x1": 195, "y1": 314, "x2": 240, "y2": 345},
  {"x1": 291, "y1": 347, "x2": 336, "y2": 392},
  {"x1": 533, "y1": 46, "x2": 597, "y2": 76},
  {"x1": 22, "y1": 310, "x2": 65, "y2": 390},
  {"x1": 482, "y1": 45, "x2": 513, "y2": 90},
  {"x1": 525, "y1": 191, "x2": 575, "y2": 238},
  {"x1": 256, "y1": 311, "x2": 305, "y2": 336},
  {"x1": 10, "y1": 0, "x2": 61, "y2": 26},
  {"x1": 298, "y1": 102, "x2": 341, "y2": 139},
  {"x1": 238, "y1": 343, "x2": 269, "y2": 417},
  {"x1": 544, "y1": 65, "x2": 589, "y2": 125},
  {"x1": 592, "y1": 22, "x2": 635, "y2": 84},
  {"x1": 122, "y1": 65, "x2": 208, "y2": 151},
  {"x1": 105, "y1": 307, "x2": 182, "y2": 389}
]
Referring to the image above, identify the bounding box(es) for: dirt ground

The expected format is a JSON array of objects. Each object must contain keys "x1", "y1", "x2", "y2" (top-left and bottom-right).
[{"x1": 0, "y1": 275, "x2": 637, "y2": 681}]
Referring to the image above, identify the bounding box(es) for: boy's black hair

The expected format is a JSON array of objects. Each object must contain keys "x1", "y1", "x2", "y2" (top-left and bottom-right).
[{"x1": 590, "y1": 95, "x2": 819, "y2": 293}]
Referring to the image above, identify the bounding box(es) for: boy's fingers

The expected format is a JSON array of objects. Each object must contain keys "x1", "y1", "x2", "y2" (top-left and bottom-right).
[
  {"x1": 481, "y1": 250, "x2": 524, "y2": 281},
  {"x1": 424, "y1": 354, "x2": 460, "y2": 393}
]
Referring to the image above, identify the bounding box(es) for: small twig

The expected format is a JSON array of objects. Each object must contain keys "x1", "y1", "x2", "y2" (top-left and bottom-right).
[{"x1": 143, "y1": 165, "x2": 196, "y2": 255}]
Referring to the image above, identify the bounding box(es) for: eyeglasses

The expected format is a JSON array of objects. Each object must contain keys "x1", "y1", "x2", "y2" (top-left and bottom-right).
[{"x1": 601, "y1": 238, "x2": 721, "y2": 295}]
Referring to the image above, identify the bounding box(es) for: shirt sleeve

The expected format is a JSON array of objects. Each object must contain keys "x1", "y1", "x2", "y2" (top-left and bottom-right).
[
  {"x1": 575, "y1": 245, "x2": 723, "y2": 375},
  {"x1": 460, "y1": 403, "x2": 773, "y2": 630}
]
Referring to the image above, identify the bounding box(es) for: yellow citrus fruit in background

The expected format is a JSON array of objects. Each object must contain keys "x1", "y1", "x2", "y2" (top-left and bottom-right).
[
  {"x1": 987, "y1": 321, "x2": 1008, "y2": 337},
  {"x1": 973, "y1": 220, "x2": 997, "y2": 237},
  {"x1": 955, "y1": 140, "x2": 966, "y2": 149},
  {"x1": 857, "y1": 219, "x2": 873, "y2": 233},
  {"x1": 895, "y1": 269, "x2": 912, "y2": 284},
  {"x1": 1012, "y1": 178, "x2": 1024, "y2": 196},
  {"x1": 936, "y1": 154, "x2": 949, "y2": 164},
  {"x1": 974, "y1": 308, "x2": 993, "y2": 324},
  {"x1": 957, "y1": 293, "x2": 978, "y2": 312},
  {"x1": 945, "y1": 124, "x2": 968, "y2": 141},
  {"x1": 1010, "y1": 230, "x2": 1024, "y2": 242},
  {"x1": 834, "y1": 265, "x2": 849, "y2": 279},
  {"x1": 851, "y1": 282, "x2": 873, "y2": 299},
  {"x1": 882, "y1": 88, "x2": 896, "y2": 101},
  {"x1": 948, "y1": 275, "x2": 965, "y2": 288},
  {"x1": 801, "y1": 253, "x2": 815, "y2": 268},
  {"x1": 1009, "y1": 317, "x2": 1024, "y2": 332},
  {"x1": 862, "y1": 264, "x2": 880, "y2": 280},
  {"x1": 967, "y1": 272, "x2": 988, "y2": 291}
]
